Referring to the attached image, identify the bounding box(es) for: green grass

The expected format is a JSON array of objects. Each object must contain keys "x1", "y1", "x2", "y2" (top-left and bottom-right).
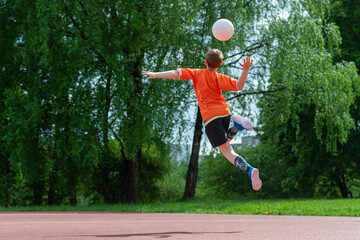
[{"x1": 1, "y1": 198, "x2": 359, "y2": 216}]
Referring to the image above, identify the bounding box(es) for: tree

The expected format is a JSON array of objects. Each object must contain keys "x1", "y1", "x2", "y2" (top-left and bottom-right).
[
  {"x1": 1, "y1": 0, "x2": 52, "y2": 205},
  {"x1": 257, "y1": 0, "x2": 359, "y2": 197},
  {"x1": 1, "y1": 0, "x2": 204, "y2": 205},
  {"x1": 0, "y1": 0, "x2": 22, "y2": 206},
  {"x1": 328, "y1": 0, "x2": 360, "y2": 197},
  {"x1": 59, "y1": 0, "x2": 197, "y2": 203}
]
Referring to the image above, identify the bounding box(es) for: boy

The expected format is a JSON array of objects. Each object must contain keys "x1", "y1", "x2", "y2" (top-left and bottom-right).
[{"x1": 142, "y1": 49, "x2": 262, "y2": 191}]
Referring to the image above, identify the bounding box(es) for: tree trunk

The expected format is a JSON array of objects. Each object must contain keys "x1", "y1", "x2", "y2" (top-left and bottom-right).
[
  {"x1": 68, "y1": 156, "x2": 78, "y2": 206},
  {"x1": 4, "y1": 152, "x2": 10, "y2": 207},
  {"x1": 127, "y1": 147, "x2": 141, "y2": 203},
  {"x1": 102, "y1": 162, "x2": 110, "y2": 203},
  {"x1": 102, "y1": 74, "x2": 112, "y2": 204},
  {"x1": 30, "y1": 136, "x2": 43, "y2": 205},
  {"x1": 334, "y1": 172, "x2": 350, "y2": 198},
  {"x1": 48, "y1": 161, "x2": 57, "y2": 205},
  {"x1": 63, "y1": 101, "x2": 78, "y2": 206},
  {"x1": 116, "y1": 159, "x2": 128, "y2": 203},
  {"x1": 183, "y1": 106, "x2": 203, "y2": 200},
  {"x1": 124, "y1": 53, "x2": 144, "y2": 203}
]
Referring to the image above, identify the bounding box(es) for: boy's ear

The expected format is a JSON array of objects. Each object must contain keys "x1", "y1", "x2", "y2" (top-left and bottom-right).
[
  {"x1": 221, "y1": 61, "x2": 223, "y2": 65},
  {"x1": 205, "y1": 61, "x2": 208, "y2": 66}
]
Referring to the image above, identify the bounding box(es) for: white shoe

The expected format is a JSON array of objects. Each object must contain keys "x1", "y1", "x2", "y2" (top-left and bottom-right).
[
  {"x1": 233, "y1": 115, "x2": 253, "y2": 131},
  {"x1": 248, "y1": 167, "x2": 262, "y2": 191}
]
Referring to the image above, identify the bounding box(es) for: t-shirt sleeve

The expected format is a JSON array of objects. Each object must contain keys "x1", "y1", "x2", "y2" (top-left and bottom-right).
[
  {"x1": 178, "y1": 68, "x2": 200, "y2": 80},
  {"x1": 218, "y1": 73, "x2": 239, "y2": 91}
]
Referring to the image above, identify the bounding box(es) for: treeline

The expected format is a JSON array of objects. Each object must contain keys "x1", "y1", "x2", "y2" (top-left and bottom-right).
[
  {"x1": 1, "y1": 0, "x2": 359, "y2": 206},
  {"x1": 0, "y1": 0, "x2": 262, "y2": 206}
]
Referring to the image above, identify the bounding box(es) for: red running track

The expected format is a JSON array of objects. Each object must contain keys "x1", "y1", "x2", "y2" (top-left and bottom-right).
[{"x1": 0, "y1": 212, "x2": 359, "y2": 240}]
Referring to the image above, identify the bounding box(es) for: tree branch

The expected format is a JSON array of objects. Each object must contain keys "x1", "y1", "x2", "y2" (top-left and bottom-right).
[
  {"x1": 62, "y1": 0, "x2": 107, "y2": 64},
  {"x1": 110, "y1": 126, "x2": 129, "y2": 161},
  {"x1": 225, "y1": 41, "x2": 265, "y2": 66},
  {"x1": 226, "y1": 87, "x2": 287, "y2": 101}
]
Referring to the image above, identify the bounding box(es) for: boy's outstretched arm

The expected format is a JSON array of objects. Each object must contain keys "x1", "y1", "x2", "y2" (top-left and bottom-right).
[
  {"x1": 236, "y1": 57, "x2": 253, "y2": 90},
  {"x1": 142, "y1": 70, "x2": 179, "y2": 79}
]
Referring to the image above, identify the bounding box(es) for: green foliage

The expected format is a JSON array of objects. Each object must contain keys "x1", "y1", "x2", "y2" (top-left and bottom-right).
[
  {"x1": 197, "y1": 143, "x2": 310, "y2": 199},
  {"x1": 139, "y1": 143, "x2": 173, "y2": 202},
  {"x1": 328, "y1": 0, "x2": 360, "y2": 197},
  {"x1": 261, "y1": 14, "x2": 358, "y2": 153},
  {"x1": 329, "y1": 0, "x2": 360, "y2": 68},
  {"x1": 155, "y1": 161, "x2": 187, "y2": 202},
  {"x1": 1, "y1": 0, "x2": 207, "y2": 205},
  {"x1": 254, "y1": 0, "x2": 360, "y2": 198},
  {"x1": 198, "y1": 147, "x2": 255, "y2": 198}
]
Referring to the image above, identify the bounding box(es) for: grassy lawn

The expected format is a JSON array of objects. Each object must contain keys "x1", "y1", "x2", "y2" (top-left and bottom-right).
[{"x1": 1, "y1": 198, "x2": 359, "y2": 217}]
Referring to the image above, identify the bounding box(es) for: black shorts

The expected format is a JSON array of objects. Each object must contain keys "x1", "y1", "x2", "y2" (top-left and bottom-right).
[{"x1": 204, "y1": 115, "x2": 231, "y2": 148}]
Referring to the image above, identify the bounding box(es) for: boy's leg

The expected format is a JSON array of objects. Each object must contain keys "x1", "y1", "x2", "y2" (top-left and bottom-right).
[
  {"x1": 204, "y1": 116, "x2": 261, "y2": 190},
  {"x1": 218, "y1": 142, "x2": 262, "y2": 191},
  {"x1": 227, "y1": 115, "x2": 253, "y2": 142},
  {"x1": 227, "y1": 126, "x2": 239, "y2": 141}
]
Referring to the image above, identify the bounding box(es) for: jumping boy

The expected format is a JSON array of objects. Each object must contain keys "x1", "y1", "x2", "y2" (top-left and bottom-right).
[{"x1": 142, "y1": 49, "x2": 262, "y2": 191}]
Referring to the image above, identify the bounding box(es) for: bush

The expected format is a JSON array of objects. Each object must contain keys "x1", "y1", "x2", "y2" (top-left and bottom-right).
[
  {"x1": 155, "y1": 160, "x2": 187, "y2": 202},
  {"x1": 197, "y1": 144, "x2": 287, "y2": 199},
  {"x1": 197, "y1": 148, "x2": 251, "y2": 198}
]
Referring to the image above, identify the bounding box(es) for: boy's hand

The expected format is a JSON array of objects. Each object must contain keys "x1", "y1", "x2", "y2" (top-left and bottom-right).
[
  {"x1": 142, "y1": 71, "x2": 157, "y2": 79},
  {"x1": 239, "y1": 57, "x2": 253, "y2": 70},
  {"x1": 236, "y1": 57, "x2": 253, "y2": 90}
]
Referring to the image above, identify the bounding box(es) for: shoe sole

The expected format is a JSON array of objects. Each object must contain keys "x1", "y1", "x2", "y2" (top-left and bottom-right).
[
  {"x1": 251, "y1": 168, "x2": 262, "y2": 191},
  {"x1": 232, "y1": 115, "x2": 253, "y2": 130}
]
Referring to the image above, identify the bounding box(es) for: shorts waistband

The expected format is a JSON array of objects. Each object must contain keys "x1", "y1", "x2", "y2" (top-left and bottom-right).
[{"x1": 204, "y1": 115, "x2": 230, "y2": 127}]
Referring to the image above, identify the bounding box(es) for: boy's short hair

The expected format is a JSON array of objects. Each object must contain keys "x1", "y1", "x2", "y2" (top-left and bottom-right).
[{"x1": 206, "y1": 49, "x2": 224, "y2": 69}]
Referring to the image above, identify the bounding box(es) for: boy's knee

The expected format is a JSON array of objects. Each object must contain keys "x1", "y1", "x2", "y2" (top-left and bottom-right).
[{"x1": 218, "y1": 142, "x2": 234, "y2": 155}]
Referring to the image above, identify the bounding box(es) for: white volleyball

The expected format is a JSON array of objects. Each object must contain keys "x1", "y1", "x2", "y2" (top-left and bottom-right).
[{"x1": 212, "y1": 19, "x2": 234, "y2": 41}]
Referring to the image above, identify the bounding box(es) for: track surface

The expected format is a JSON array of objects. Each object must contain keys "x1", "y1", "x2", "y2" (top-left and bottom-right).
[{"x1": 0, "y1": 212, "x2": 359, "y2": 239}]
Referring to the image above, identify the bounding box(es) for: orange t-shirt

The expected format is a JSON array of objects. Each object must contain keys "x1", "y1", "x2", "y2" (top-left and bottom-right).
[{"x1": 178, "y1": 68, "x2": 239, "y2": 122}]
